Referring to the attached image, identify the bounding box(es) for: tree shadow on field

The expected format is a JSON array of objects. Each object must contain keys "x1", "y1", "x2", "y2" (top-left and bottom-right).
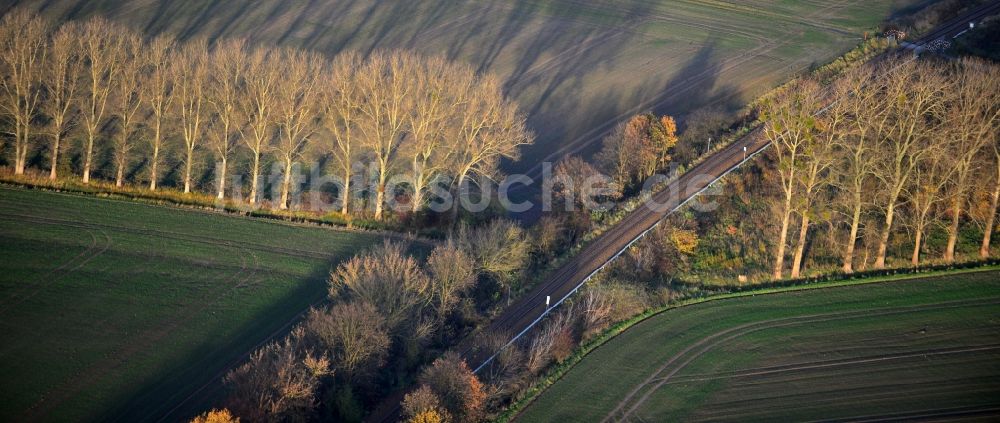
[
  {"x1": 22, "y1": 0, "x2": 738, "y2": 180},
  {"x1": 512, "y1": 37, "x2": 740, "y2": 178},
  {"x1": 99, "y1": 238, "x2": 422, "y2": 423}
]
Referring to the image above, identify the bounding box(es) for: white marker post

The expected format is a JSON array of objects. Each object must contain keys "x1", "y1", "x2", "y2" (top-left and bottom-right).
[
  {"x1": 743, "y1": 146, "x2": 747, "y2": 161},
  {"x1": 545, "y1": 295, "x2": 550, "y2": 308}
]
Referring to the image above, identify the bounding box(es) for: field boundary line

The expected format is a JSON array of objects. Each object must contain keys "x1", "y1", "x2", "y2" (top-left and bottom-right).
[{"x1": 0, "y1": 184, "x2": 433, "y2": 246}]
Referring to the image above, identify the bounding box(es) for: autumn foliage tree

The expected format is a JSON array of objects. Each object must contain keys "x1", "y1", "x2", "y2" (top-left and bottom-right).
[
  {"x1": 597, "y1": 113, "x2": 679, "y2": 188},
  {"x1": 415, "y1": 353, "x2": 486, "y2": 422},
  {"x1": 223, "y1": 328, "x2": 330, "y2": 423}
]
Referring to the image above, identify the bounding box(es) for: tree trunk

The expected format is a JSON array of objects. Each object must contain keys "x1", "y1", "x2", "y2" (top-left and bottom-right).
[
  {"x1": 83, "y1": 130, "x2": 95, "y2": 184},
  {"x1": 14, "y1": 142, "x2": 25, "y2": 175},
  {"x1": 982, "y1": 178, "x2": 1000, "y2": 258},
  {"x1": 279, "y1": 157, "x2": 293, "y2": 210},
  {"x1": 14, "y1": 125, "x2": 28, "y2": 175},
  {"x1": 875, "y1": 201, "x2": 896, "y2": 269},
  {"x1": 843, "y1": 198, "x2": 862, "y2": 273},
  {"x1": 249, "y1": 153, "x2": 260, "y2": 205},
  {"x1": 149, "y1": 124, "x2": 161, "y2": 190},
  {"x1": 450, "y1": 170, "x2": 470, "y2": 231},
  {"x1": 374, "y1": 183, "x2": 385, "y2": 220},
  {"x1": 216, "y1": 156, "x2": 228, "y2": 200},
  {"x1": 773, "y1": 194, "x2": 793, "y2": 280},
  {"x1": 115, "y1": 162, "x2": 124, "y2": 187},
  {"x1": 944, "y1": 197, "x2": 960, "y2": 262},
  {"x1": 412, "y1": 159, "x2": 425, "y2": 213},
  {"x1": 183, "y1": 148, "x2": 194, "y2": 194},
  {"x1": 341, "y1": 167, "x2": 351, "y2": 216},
  {"x1": 791, "y1": 213, "x2": 810, "y2": 278},
  {"x1": 412, "y1": 189, "x2": 424, "y2": 213},
  {"x1": 49, "y1": 132, "x2": 61, "y2": 180},
  {"x1": 911, "y1": 230, "x2": 923, "y2": 266}
]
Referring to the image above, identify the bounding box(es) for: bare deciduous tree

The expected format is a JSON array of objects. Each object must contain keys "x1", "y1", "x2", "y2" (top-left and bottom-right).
[
  {"x1": 321, "y1": 53, "x2": 362, "y2": 215},
  {"x1": 172, "y1": 40, "x2": 210, "y2": 194},
  {"x1": 78, "y1": 18, "x2": 123, "y2": 184},
  {"x1": 450, "y1": 74, "x2": 532, "y2": 223},
  {"x1": 111, "y1": 33, "x2": 144, "y2": 187},
  {"x1": 760, "y1": 80, "x2": 821, "y2": 279},
  {"x1": 141, "y1": 35, "x2": 175, "y2": 191},
  {"x1": 0, "y1": 9, "x2": 47, "y2": 175},
  {"x1": 871, "y1": 59, "x2": 945, "y2": 268},
  {"x1": 981, "y1": 142, "x2": 1000, "y2": 258},
  {"x1": 329, "y1": 241, "x2": 428, "y2": 334},
  {"x1": 41, "y1": 22, "x2": 81, "y2": 180},
  {"x1": 272, "y1": 48, "x2": 323, "y2": 210},
  {"x1": 407, "y1": 56, "x2": 464, "y2": 213},
  {"x1": 906, "y1": 144, "x2": 952, "y2": 265},
  {"x1": 240, "y1": 47, "x2": 279, "y2": 205},
  {"x1": 355, "y1": 52, "x2": 412, "y2": 220},
  {"x1": 458, "y1": 219, "x2": 530, "y2": 290},
  {"x1": 224, "y1": 327, "x2": 330, "y2": 423},
  {"x1": 790, "y1": 94, "x2": 838, "y2": 278},
  {"x1": 305, "y1": 302, "x2": 389, "y2": 378},
  {"x1": 831, "y1": 65, "x2": 885, "y2": 273},
  {"x1": 941, "y1": 58, "x2": 1000, "y2": 262},
  {"x1": 425, "y1": 240, "x2": 477, "y2": 319},
  {"x1": 207, "y1": 39, "x2": 247, "y2": 199}
]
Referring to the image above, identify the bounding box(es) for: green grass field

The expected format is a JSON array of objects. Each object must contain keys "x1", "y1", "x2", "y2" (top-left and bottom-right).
[
  {"x1": 23, "y1": 0, "x2": 922, "y2": 174},
  {"x1": 0, "y1": 186, "x2": 386, "y2": 422},
  {"x1": 518, "y1": 270, "x2": 1000, "y2": 422}
]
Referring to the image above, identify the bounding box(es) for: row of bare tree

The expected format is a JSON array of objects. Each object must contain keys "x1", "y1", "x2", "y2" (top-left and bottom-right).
[
  {"x1": 0, "y1": 9, "x2": 532, "y2": 219},
  {"x1": 764, "y1": 56, "x2": 1000, "y2": 279}
]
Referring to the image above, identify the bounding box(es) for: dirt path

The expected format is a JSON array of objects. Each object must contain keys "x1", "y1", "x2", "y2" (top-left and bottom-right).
[{"x1": 603, "y1": 297, "x2": 1000, "y2": 422}]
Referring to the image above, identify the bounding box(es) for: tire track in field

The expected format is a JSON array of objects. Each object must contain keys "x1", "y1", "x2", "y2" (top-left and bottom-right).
[
  {"x1": 655, "y1": 344, "x2": 1000, "y2": 386},
  {"x1": 0, "y1": 227, "x2": 113, "y2": 316},
  {"x1": 0, "y1": 225, "x2": 98, "y2": 302},
  {"x1": 604, "y1": 297, "x2": 1000, "y2": 423},
  {"x1": 617, "y1": 298, "x2": 1000, "y2": 422},
  {"x1": 814, "y1": 405, "x2": 1000, "y2": 422},
  {"x1": 694, "y1": 379, "x2": 1000, "y2": 421},
  {"x1": 0, "y1": 212, "x2": 333, "y2": 260},
  {"x1": 109, "y1": 247, "x2": 265, "y2": 423},
  {"x1": 19, "y1": 240, "x2": 260, "y2": 423},
  {"x1": 693, "y1": 384, "x2": 1000, "y2": 422}
]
